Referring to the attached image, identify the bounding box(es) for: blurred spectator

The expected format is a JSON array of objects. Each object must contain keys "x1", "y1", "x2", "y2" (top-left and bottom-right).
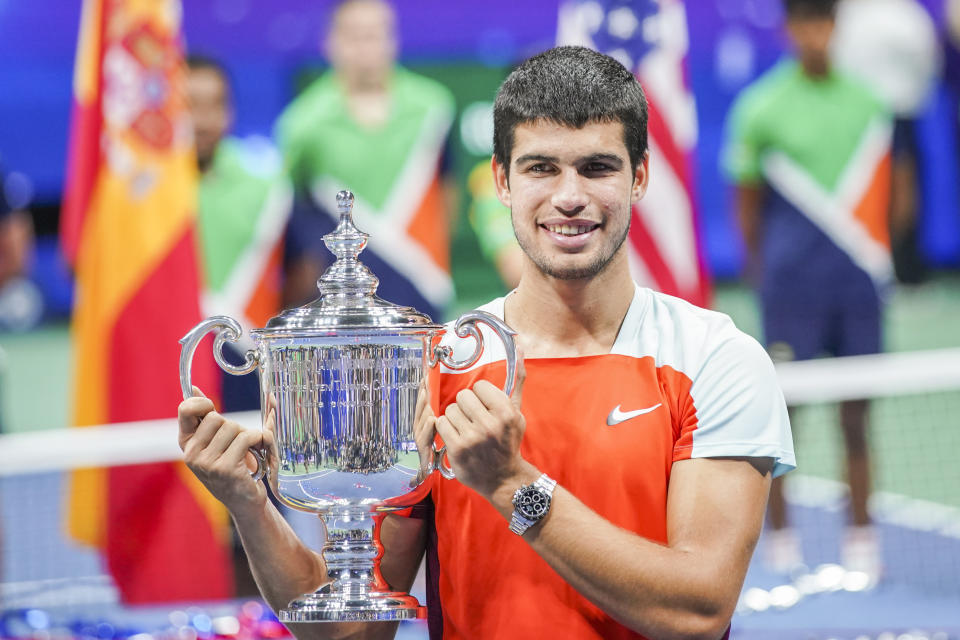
[
  {"x1": 465, "y1": 158, "x2": 522, "y2": 289},
  {"x1": 832, "y1": 0, "x2": 941, "y2": 283},
  {"x1": 723, "y1": 0, "x2": 893, "y2": 580},
  {"x1": 187, "y1": 57, "x2": 293, "y2": 597},
  {"x1": 0, "y1": 164, "x2": 39, "y2": 333},
  {"x1": 187, "y1": 56, "x2": 292, "y2": 415},
  {"x1": 0, "y1": 171, "x2": 32, "y2": 287},
  {"x1": 0, "y1": 162, "x2": 36, "y2": 438},
  {"x1": 276, "y1": 0, "x2": 456, "y2": 320}
]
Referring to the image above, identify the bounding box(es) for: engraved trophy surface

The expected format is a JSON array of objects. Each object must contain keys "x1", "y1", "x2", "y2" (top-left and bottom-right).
[{"x1": 179, "y1": 190, "x2": 518, "y2": 623}]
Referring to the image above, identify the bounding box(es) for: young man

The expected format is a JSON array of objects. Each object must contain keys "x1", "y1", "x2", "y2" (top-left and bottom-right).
[
  {"x1": 179, "y1": 46, "x2": 794, "y2": 639},
  {"x1": 723, "y1": 0, "x2": 892, "y2": 577}
]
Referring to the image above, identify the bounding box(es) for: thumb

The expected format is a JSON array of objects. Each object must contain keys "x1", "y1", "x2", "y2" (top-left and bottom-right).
[
  {"x1": 191, "y1": 385, "x2": 207, "y2": 398},
  {"x1": 510, "y1": 341, "x2": 526, "y2": 410}
]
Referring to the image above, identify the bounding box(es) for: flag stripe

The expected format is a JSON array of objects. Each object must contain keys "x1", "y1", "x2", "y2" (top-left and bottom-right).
[
  {"x1": 62, "y1": 0, "x2": 107, "y2": 264},
  {"x1": 628, "y1": 207, "x2": 682, "y2": 296},
  {"x1": 107, "y1": 227, "x2": 217, "y2": 424},
  {"x1": 107, "y1": 462, "x2": 232, "y2": 603},
  {"x1": 645, "y1": 91, "x2": 695, "y2": 201},
  {"x1": 65, "y1": 0, "x2": 233, "y2": 603}
]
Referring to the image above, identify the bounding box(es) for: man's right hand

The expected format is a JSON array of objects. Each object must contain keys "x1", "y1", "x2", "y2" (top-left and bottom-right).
[{"x1": 177, "y1": 387, "x2": 274, "y2": 517}]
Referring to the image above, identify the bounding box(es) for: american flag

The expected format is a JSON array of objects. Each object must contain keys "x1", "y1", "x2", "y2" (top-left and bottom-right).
[{"x1": 558, "y1": 0, "x2": 711, "y2": 307}]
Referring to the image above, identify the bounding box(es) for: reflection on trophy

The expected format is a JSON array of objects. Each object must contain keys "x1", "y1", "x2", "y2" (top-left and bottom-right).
[{"x1": 179, "y1": 190, "x2": 518, "y2": 622}]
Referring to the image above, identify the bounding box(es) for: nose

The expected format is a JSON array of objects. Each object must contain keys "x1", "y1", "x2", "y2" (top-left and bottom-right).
[{"x1": 551, "y1": 168, "x2": 588, "y2": 216}]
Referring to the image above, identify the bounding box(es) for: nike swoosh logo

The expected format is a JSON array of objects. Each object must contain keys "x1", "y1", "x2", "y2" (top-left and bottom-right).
[{"x1": 606, "y1": 403, "x2": 663, "y2": 426}]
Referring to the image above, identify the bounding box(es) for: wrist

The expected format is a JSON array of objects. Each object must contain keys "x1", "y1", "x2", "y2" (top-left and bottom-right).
[
  {"x1": 230, "y1": 495, "x2": 272, "y2": 526},
  {"x1": 489, "y1": 461, "x2": 541, "y2": 519}
]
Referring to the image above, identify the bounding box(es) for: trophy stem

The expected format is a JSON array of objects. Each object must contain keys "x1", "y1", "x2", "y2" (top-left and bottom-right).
[
  {"x1": 279, "y1": 506, "x2": 424, "y2": 623},
  {"x1": 322, "y1": 507, "x2": 382, "y2": 594}
]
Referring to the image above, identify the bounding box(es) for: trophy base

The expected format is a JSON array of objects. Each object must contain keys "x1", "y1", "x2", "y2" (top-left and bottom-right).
[{"x1": 280, "y1": 585, "x2": 425, "y2": 623}]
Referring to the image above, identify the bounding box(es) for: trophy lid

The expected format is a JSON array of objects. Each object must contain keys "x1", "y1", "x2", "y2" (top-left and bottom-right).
[{"x1": 257, "y1": 190, "x2": 439, "y2": 333}]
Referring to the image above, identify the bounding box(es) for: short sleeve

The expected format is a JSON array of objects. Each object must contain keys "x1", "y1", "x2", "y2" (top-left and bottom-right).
[
  {"x1": 721, "y1": 90, "x2": 765, "y2": 185},
  {"x1": 675, "y1": 331, "x2": 796, "y2": 478}
]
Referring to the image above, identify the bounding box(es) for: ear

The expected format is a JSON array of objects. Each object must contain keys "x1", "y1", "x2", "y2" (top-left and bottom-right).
[
  {"x1": 631, "y1": 151, "x2": 650, "y2": 204},
  {"x1": 492, "y1": 155, "x2": 511, "y2": 208}
]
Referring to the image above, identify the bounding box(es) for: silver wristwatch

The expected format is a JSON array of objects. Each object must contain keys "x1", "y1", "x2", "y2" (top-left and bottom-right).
[{"x1": 509, "y1": 473, "x2": 557, "y2": 535}]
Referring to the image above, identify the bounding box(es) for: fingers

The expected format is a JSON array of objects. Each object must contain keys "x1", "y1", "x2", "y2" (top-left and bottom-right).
[
  {"x1": 221, "y1": 428, "x2": 264, "y2": 469},
  {"x1": 466, "y1": 341, "x2": 526, "y2": 412},
  {"x1": 443, "y1": 401, "x2": 470, "y2": 433},
  {"x1": 415, "y1": 380, "x2": 430, "y2": 423},
  {"x1": 452, "y1": 388, "x2": 489, "y2": 425},
  {"x1": 205, "y1": 416, "x2": 245, "y2": 457},
  {"x1": 435, "y1": 415, "x2": 459, "y2": 446},
  {"x1": 260, "y1": 420, "x2": 280, "y2": 473},
  {"x1": 177, "y1": 395, "x2": 216, "y2": 448},
  {"x1": 470, "y1": 380, "x2": 522, "y2": 427},
  {"x1": 183, "y1": 411, "x2": 256, "y2": 462}
]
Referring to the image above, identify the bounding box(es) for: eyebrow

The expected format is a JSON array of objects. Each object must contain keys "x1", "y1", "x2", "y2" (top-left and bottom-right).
[
  {"x1": 514, "y1": 154, "x2": 557, "y2": 165},
  {"x1": 513, "y1": 153, "x2": 625, "y2": 167}
]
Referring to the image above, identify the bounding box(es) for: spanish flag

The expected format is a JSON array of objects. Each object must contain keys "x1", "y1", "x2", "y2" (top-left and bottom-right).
[{"x1": 62, "y1": 0, "x2": 232, "y2": 603}]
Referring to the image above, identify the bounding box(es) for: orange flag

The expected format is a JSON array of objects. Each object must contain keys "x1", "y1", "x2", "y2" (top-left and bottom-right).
[{"x1": 62, "y1": 0, "x2": 232, "y2": 603}]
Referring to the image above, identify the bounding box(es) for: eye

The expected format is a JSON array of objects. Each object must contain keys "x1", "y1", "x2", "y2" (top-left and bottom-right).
[
  {"x1": 583, "y1": 162, "x2": 614, "y2": 174},
  {"x1": 528, "y1": 163, "x2": 553, "y2": 174}
]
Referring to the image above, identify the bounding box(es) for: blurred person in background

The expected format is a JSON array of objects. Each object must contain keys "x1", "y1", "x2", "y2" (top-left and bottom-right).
[
  {"x1": 187, "y1": 56, "x2": 292, "y2": 414},
  {"x1": 723, "y1": 0, "x2": 894, "y2": 579},
  {"x1": 465, "y1": 158, "x2": 523, "y2": 289},
  {"x1": 187, "y1": 56, "x2": 293, "y2": 597},
  {"x1": 0, "y1": 164, "x2": 38, "y2": 336},
  {"x1": 0, "y1": 162, "x2": 36, "y2": 433},
  {"x1": 831, "y1": 0, "x2": 941, "y2": 284},
  {"x1": 276, "y1": 0, "x2": 456, "y2": 320},
  {"x1": 0, "y1": 169, "x2": 32, "y2": 293}
]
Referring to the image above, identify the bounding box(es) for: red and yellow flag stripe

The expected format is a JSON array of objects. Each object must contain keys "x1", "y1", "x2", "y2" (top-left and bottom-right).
[{"x1": 63, "y1": 0, "x2": 231, "y2": 603}]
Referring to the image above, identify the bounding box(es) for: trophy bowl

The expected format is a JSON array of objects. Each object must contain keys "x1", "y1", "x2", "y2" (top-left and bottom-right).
[{"x1": 179, "y1": 191, "x2": 517, "y2": 622}]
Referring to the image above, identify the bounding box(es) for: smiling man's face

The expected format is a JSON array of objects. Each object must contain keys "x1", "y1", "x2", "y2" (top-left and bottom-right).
[{"x1": 494, "y1": 119, "x2": 648, "y2": 281}]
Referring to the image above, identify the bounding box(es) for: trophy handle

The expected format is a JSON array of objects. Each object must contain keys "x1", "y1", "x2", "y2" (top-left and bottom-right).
[
  {"x1": 178, "y1": 316, "x2": 266, "y2": 482},
  {"x1": 429, "y1": 310, "x2": 519, "y2": 480}
]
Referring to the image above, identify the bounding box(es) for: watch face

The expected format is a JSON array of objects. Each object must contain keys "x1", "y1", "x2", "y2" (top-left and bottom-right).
[{"x1": 515, "y1": 486, "x2": 550, "y2": 520}]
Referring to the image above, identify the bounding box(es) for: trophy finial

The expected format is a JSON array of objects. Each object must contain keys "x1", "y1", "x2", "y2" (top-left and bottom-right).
[
  {"x1": 318, "y1": 189, "x2": 379, "y2": 299},
  {"x1": 337, "y1": 190, "x2": 355, "y2": 216}
]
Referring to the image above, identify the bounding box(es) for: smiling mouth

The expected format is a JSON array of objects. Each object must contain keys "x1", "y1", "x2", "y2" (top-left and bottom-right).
[{"x1": 542, "y1": 223, "x2": 599, "y2": 236}]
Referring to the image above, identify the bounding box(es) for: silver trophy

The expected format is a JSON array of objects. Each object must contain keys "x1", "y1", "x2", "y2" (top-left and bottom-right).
[{"x1": 179, "y1": 190, "x2": 517, "y2": 622}]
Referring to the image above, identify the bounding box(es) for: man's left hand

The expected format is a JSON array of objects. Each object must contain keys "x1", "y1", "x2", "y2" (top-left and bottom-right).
[{"x1": 434, "y1": 356, "x2": 529, "y2": 500}]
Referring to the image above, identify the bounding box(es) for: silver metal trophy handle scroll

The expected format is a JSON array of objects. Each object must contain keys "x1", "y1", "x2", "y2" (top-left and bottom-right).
[
  {"x1": 178, "y1": 316, "x2": 266, "y2": 481},
  {"x1": 429, "y1": 310, "x2": 519, "y2": 479}
]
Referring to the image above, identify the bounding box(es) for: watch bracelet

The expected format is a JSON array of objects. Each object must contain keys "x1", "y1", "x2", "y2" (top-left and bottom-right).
[{"x1": 508, "y1": 473, "x2": 556, "y2": 535}]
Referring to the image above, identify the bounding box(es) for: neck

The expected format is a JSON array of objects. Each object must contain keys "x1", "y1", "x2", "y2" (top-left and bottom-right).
[
  {"x1": 800, "y1": 56, "x2": 830, "y2": 79},
  {"x1": 504, "y1": 252, "x2": 636, "y2": 359},
  {"x1": 340, "y1": 71, "x2": 389, "y2": 96}
]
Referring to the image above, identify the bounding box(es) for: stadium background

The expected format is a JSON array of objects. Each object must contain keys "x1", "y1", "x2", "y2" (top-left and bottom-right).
[{"x1": 1, "y1": 0, "x2": 959, "y2": 638}]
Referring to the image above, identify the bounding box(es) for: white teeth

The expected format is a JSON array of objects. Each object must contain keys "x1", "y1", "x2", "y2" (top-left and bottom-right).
[{"x1": 547, "y1": 224, "x2": 592, "y2": 236}]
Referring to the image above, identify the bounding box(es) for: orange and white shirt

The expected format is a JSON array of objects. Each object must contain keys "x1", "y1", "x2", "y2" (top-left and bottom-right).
[{"x1": 422, "y1": 285, "x2": 794, "y2": 639}]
